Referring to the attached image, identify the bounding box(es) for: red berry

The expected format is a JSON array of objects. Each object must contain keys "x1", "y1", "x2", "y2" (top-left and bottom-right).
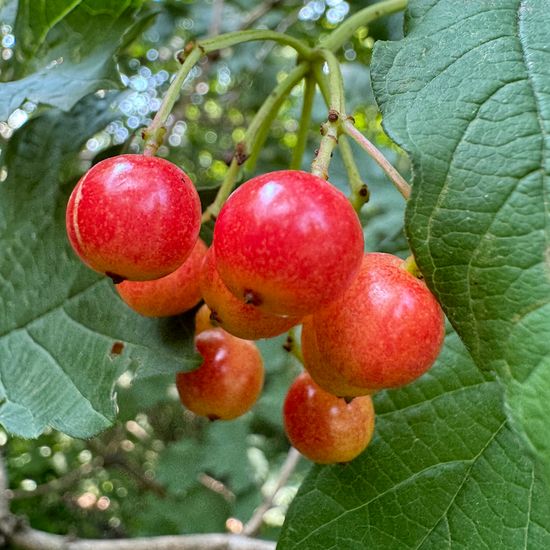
[
  {"x1": 176, "y1": 328, "x2": 264, "y2": 420},
  {"x1": 301, "y1": 316, "x2": 372, "y2": 398},
  {"x1": 213, "y1": 170, "x2": 364, "y2": 317},
  {"x1": 307, "y1": 253, "x2": 445, "y2": 391},
  {"x1": 66, "y1": 154, "x2": 201, "y2": 281},
  {"x1": 283, "y1": 372, "x2": 375, "y2": 464},
  {"x1": 200, "y1": 247, "x2": 300, "y2": 340},
  {"x1": 116, "y1": 238, "x2": 207, "y2": 317}
]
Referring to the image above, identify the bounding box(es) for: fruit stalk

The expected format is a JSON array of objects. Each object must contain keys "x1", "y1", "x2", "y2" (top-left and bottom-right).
[
  {"x1": 142, "y1": 45, "x2": 203, "y2": 156},
  {"x1": 342, "y1": 118, "x2": 411, "y2": 199},
  {"x1": 202, "y1": 62, "x2": 310, "y2": 223}
]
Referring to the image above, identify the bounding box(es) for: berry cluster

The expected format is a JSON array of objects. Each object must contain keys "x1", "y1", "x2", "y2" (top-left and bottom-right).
[{"x1": 66, "y1": 154, "x2": 445, "y2": 464}]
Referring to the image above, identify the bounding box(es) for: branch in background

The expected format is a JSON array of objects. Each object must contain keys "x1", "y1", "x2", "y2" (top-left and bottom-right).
[
  {"x1": 0, "y1": 450, "x2": 274, "y2": 550},
  {"x1": 103, "y1": 454, "x2": 167, "y2": 498},
  {"x1": 243, "y1": 447, "x2": 301, "y2": 537},
  {"x1": 240, "y1": 0, "x2": 285, "y2": 30},
  {"x1": 8, "y1": 530, "x2": 276, "y2": 550},
  {"x1": 342, "y1": 118, "x2": 411, "y2": 200},
  {"x1": 209, "y1": 0, "x2": 225, "y2": 37},
  {"x1": 10, "y1": 463, "x2": 95, "y2": 500}
]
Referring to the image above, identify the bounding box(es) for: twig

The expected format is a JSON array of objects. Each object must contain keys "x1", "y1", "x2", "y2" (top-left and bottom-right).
[
  {"x1": 0, "y1": 450, "x2": 10, "y2": 519},
  {"x1": 240, "y1": 0, "x2": 285, "y2": 30},
  {"x1": 10, "y1": 463, "x2": 95, "y2": 500},
  {"x1": 209, "y1": 0, "x2": 225, "y2": 37},
  {"x1": 8, "y1": 530, "x2": 276, "y2": 550},
  {"x1": 342, "y1": 118, "x2": 411, "y2": 200},
  {"x1": 103, "y1": 454, "x2": 167, "y2": 498},
  {"x1": 242, "y1": 448, "x2": 301, "y2": 537}
]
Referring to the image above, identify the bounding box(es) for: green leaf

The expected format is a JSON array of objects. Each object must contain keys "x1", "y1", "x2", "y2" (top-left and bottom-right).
[
  {"x1": 13, "y1": 0, "x2": 82, "y2": 59},
  {"x1": 0, "y1": 95, "x2": 197, "y2": 439},
  {"x1": 371, "y1": 0, "x2": 550, "y2": 484},
  {"x1": 279, "y1": 332, "x2": 550, "y2": 549},
  {"x1": 1, "y1": 0, "x2": 150, "y2": 120}
]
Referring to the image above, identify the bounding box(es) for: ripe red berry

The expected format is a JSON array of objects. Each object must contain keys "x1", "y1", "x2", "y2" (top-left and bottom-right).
[
  {"x1": 66, "y1": 154, "x2": 201, "y2": 281},
  {"x1": 283, "y1": 372, "x2": 375, "y2": 464},
  {"x1": 301, "y1": 316, "x2": 372, "y2": 398},
  {"x1": 200, "y1": 247, "x2": 300, "y2": 340},
  {"x1": 176, "y1": 328, "x2": 264, "y2": 420},
  {"x1": 306, "y1": 253, "x2": 445, "y2": 392},
  {"x1": 213, "y1": 170, "x2": 364, "y2": 317},
  {"x1": 116, "y1": 238, "x2": 207, "y2": 317}
]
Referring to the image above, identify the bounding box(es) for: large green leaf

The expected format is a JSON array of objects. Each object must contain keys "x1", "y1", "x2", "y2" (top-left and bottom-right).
[
  {"x1": 279, "y1": 332, "x2": 550, "y2": 549},
  {"x1": 0, "y1": 95, "x2": 198, "y2": 439},
  {"x1": 13, "y1": 0, "x2": 82, "y2": 59},
  {"x1": 371, "y1": 0, "x2": 550, "y2": 484},
  {"x1": 1, "y1": 0, "x2": 150, "y2": 120}
]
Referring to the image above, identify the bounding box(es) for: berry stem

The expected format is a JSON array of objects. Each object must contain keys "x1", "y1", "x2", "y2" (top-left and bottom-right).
[
  {"x1": 142, "y1": 31, "x2": 312, "y2": 156},
  {"x1": 342, "y1": 118, "x2": 411, "y2": 200},
  {"x1": 315, "y1": 49, "x2": 345, "y2": 114},
  {"x1": 283, "y1": 326, "x2": 304, "y2": 364},
  {"x1": 200, "y1": 29, "x2": 313, "y2": 59},
  {"x1": 246, "y1": 62, "x2": 310, "y2": 171},
  {"x1": 321, "y1": 0, "x2": 408, "y2": 52},
  {"x1": 202, "y1": 63, "x2": 309, "y2": 223},
  {"x1": 201, "y1": 156, "x2": 240, "y2": 224},
  {"x1": 142, "y1": 46, "x2": 203, "y2": 156},
  {"x1": 310, "y1": 51, "x2": 346, "y2": 180},
  {"x1": 340, "y1": 135, "x2": 370, "y2": 212},
  {"x1": 402, "y1": 255, "x2": 423, "y2": 278},
  {"x1": 290, "y1": 73, "x2": 316, "y2": 170},
  {"x1": 312, "y1": 66, "x2": 367, "y2": 210}
]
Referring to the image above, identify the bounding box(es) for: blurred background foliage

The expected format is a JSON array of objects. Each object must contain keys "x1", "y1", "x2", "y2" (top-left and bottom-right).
[{"x1": 0, "y1": 0, "x2": 408, "y2": 542}]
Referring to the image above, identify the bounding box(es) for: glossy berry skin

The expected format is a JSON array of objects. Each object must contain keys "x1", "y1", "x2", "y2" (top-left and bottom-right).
[
  {"x1": 213, "y1": 170, "x2": 364, "y2": 317},
  {"x1": 200, "y1": 247, "x2": 300, "y2": 340},
  {"x1": 301, "y1": 316, "x2": 372, "y2": 398},
  {"x1": 308, "y1": 253, "x2": 445, "y2": 392},
  {"x1": 176, "y1": 328, "x2": 264, "y2": 420},
  {"x1": 116, "y1": 238, "x2": 207, "y2": 317},
  {"x1": 66, "y1": 154, "x2": 201, "y2": 281},
  {"x1": 283, "y1": 372, "x2": 375, "y2": 464}
]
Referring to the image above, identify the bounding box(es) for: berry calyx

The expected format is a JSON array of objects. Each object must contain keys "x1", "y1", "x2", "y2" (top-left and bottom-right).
[
  {"x1": 213, "y1": 170, "x2": 364, "y2": 317},
  {"x1": 116, "y1": 238, "x2": 207, "y2": 317},
  {"x1": 176, "y1": 328, "x2": 264, "y2": 420},
  {"x1": 200, "y1": 247, "x2": 300, "y2": 340},
  {"x1": 66, "y1": 154, "x2": 201, "y2": 281},
  {"x1": 283, "y1": 372, "x2": 375, "y2": 464},
  {"x1": 306, "y1": 253, "x2": 445, "y2": 391}
]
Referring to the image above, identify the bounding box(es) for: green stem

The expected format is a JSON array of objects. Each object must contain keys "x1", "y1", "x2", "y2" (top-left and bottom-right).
[
  {"x1": 201, "y1": 157, "x2": 240, "y2": 223},
  {"x1": 310, "y1": 53, "x2": 346, "y2": 180},
  {"x1": 142, "y1": 46, "x2": 203, "y2": 156},
  {"x1": 202, "y1": 63, "x2": 309, "y2": 223},
  {"x1": 284, "y1": 326, "x2": 304, "y2": 364},
  {"x1": 402, "y1": 255, "x2": 422, "y2": 278},
  {"x1": 340, "y1": 135, "x2": 369, "y2": 212},
  {"x1": 200, "y1": 29, "x2": 313, "y2": 59},
  {"x1": 314, "y1": 49, "x2": 346, "y2": 114},
  {"x1": 313, "y1": 65, "x2": 368, "y2": 210},
  {"x1": 342, "y1": 118, "x2": 411, "y2": 199},
  {"x1": 245, "y1": 62, "x2": 310, "y2": 172},
  {"x1": 321, "y1": 0, "x2": 408, "y2": 52},
  {"x1": 290, "y1": 73, "x2": 316, "y2": 170}
]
